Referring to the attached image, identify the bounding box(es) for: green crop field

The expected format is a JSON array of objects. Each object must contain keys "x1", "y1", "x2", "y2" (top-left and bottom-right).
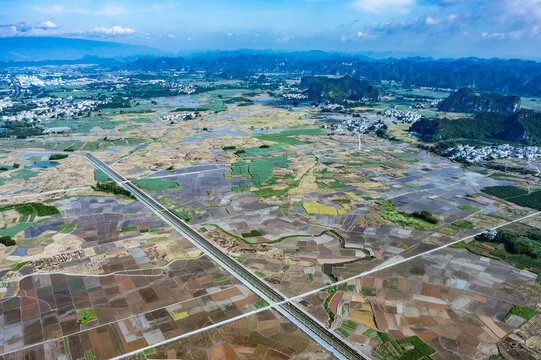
[
  {"x1": 94, "y1": 169, "x2": 110, "y2": 181},
  {"x1": 133, "y1": 178, "x2": 182, "y2": 191},
  {"x1": 379, "y1": 211, "x2": 439, "y2": 230},
  {"x1": 1, "y1": 202, "x2": 60, "y2": 216},
  {"x1": 10, "y1": 168, "x2": 39, "y2": 180},
  {"x1": 482, "y1": 185, "x2": 528, "y2": 199},
  {"x1": 255, "y1": 128, "x2": 325, "y2": 145},
  {"x1": 238, "y1": 145, "x2": 286, "y2": 157},
  {"x1": 0, "y1": 222, "x2": 35, "y2": 237},
  {"x1": 242, "y1": 230, "x2": 263, "y2": 237},
  {"x1": 231, "y1": 155, "x2": 289, "y2": 184},
  {"x1": 10, "y1": 261, "x2": 30, "y2": 271},
  {"x1": 254, "y1": 299, "x2": 269, "y2": 309},
  {"x1": 458, "y1": 204, "x2": 479, "y2": 212},
  {"x1": 77, "y1": 309, "x2": 97, "y2": 325},
  {"x1": 397, "y1": 335, "x2": 437, "y2": 358},
  {"x1": 505, "y1": 305, "x2": 537, "y2": 320},
  {"x1": 456, "y1": 220, "x2": 475, "y2": 229}
]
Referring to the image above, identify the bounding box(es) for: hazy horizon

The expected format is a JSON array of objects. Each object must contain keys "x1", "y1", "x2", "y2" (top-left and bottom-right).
[{"x1": 1, "y1": 0, "x2": 540, "y2": 59}]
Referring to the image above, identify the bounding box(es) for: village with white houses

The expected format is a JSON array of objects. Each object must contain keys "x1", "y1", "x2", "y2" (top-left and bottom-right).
[
  {"x1": 383, "y1": 108, "x2": 422, "y2": 122},
  {"x1": 446, "y1": 143, "x2": 541, "y2": 163},
  {"x1": 162, "y1": 111, "x2": 197, "y2": 122},
  {"x1": 1, "y1": 96, "x2": 100, "y2": 123}
]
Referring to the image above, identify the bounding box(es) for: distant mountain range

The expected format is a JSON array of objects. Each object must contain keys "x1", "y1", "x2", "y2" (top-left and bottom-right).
[
  {"x1": 438, "y1": 88, "x2": 521, "y2": 115},
  {"x1": 1, "y1": 38, "x2": 541, "y2": 97},
  {"x1": 0, "y1": 37, "x2": 170, "y2": 61},
  {"x1": 124, "y1": 54, "x2": 541, "y2": 97}
]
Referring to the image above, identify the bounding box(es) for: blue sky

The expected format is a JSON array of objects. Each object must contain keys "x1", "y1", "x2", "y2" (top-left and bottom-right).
[{"x1": 0, "y1": 0, "x2": 540, "y2": 58}]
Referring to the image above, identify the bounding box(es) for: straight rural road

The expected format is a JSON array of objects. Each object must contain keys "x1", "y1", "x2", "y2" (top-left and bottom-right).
[{"x1": 84, "y1": 153, "x2": 368, "y2": 360}]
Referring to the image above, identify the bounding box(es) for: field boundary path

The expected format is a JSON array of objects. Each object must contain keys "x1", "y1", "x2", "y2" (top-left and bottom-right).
[
  {"x1": 3, "y1": 147, "x2": 539, "y2": 360},
  {"x1": 83, "y1": 152, "x2": 368, "y2": 360}
]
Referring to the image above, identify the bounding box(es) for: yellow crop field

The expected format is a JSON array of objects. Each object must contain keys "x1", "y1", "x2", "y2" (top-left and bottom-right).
[
  {"x1": 303, "y1": 202, "x2": 346, "y2": 215},
  {"x1": 349, "y1": 301, "x2": 377, "y2": 330},
  {"x1": 169, "y1": 310, "x2": 188, "y2": 320}
]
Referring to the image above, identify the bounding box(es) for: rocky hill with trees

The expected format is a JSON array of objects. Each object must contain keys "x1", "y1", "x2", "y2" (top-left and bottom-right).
[
  {"x1": 438, "y1": 88, "x2": 521, "y2": 114},
  {"x1": 410, "y1": 110, "x2": 541, "y2": 145},
  {"x1": 299, "y1": 76, "x2": 379, "y2": 102}
]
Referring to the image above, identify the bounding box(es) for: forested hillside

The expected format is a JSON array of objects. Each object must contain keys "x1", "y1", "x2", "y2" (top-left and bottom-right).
[
  {"x1": 124, "y1": 54, "x2": 541, "y2": 96},
  {"x1": 410, "y1": 110, "x2": 541, "y2": 145}
]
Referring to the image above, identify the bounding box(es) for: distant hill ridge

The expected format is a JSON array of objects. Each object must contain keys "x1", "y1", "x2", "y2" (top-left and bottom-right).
[
  {"x1": 123, "y1": 54, "x2": 541, "y2": 97},
  {"x1": 438, "y1": 88, "x2": 521, "y2": 115},
  {"x1": 300, "y1": 75, "x2": 379, "y2": 102},
  {"x1": 0, "y1": 37, "x2": 169, "y2": 61},
  {"x1": 2, "y1": 38, "x2": 541, "y2": 97}
]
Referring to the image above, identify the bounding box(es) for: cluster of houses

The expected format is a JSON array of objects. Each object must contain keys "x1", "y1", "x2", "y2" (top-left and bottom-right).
[
  {"x1": 141, "y1": 79, "x2": 196, "y2": 94},
  {"x1": 481, "y1": 228, "x2": 498, "y2": 240},
  {"x1": 282, "y1": 93, "x2": 308, "y2": 100},
  {"x1": 0, "y1": 98, "x2": 14, "y2": 111},
  {"x1": 162, "y1": 112, "x2": 196, "y2": 122},
  {"x1": 1, "y1": 97, "x2": 98, "y2": 123},
  {"x1": 174, "y1": 83, "x2": 196, "y2": 94},
  {"x1": 16, "y1": 74, "x2": 90, "y2": 87},
  {"x1": 318, "y1": 103, "x2": 344, "y2": 111},
  {"x1": 2, "y1": 110, "x2": 37, "y2": 123},
  {"x1": 446, "y1": 144, "x2": 541, "y2": 162},
  {"x1": 383, "y1": 109, "x2": 422, "y2": 123},
  {"x1": 34, "y1": 97, "x2": 97, "y2": 117},
  {"x1": 429, "y1": 98, "x2": 443, "y2": 107},
  {"x1": 325, "y1": 116, "x2": 383, "y2": 135}
]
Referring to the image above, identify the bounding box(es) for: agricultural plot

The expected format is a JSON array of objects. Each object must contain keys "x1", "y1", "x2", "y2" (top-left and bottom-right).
[
  {"x1": 0, "y1": 183, "x2": 265, "y2": 358},
  {"x1": 131, "y1": 118, "x2": 529, "y2": 297},
  {"x1": 4, "y1": 310, "x2": 334, "y2": 360},
  {"x1": 131, "y1": 178, "x2": 182, "y2": 191},
  {"x1": 297, "y1": 243, "x2": 540, "y2": 360},
  {"x1": 1, "y1": 82, "x2": 539, "y2": 360},
  {"x1": 108, "y1": 103, "x2": 318, "y2": 178},
  {"x1": 0, "y1": 254, "x2": 262, "y2": 358},
  {"x1": 0, "y1": 191, "x2": 193, "y2": 269},
  {"x1": 0, "y1": 151, "x2": 97, "y2": 195}
]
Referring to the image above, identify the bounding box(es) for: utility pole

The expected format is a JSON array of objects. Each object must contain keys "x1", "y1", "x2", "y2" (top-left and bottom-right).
[{"x1": 358, "y1": 133, "x2": 361, "y2": 151}]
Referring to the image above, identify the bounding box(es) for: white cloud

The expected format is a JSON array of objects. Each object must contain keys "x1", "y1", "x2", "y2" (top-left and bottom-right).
[
  {"x1": 277, "y1": 34, "x2": 292, "y2": 43},
  {"x1": 100, "y1": 5, "x2": 126, "y2": 16},
  {"x1": 352, "y1": 0, "x2": 415, "y2": 13},
  {"x1": 340, "y1": 31, "x2": 377, "y2": 41},
  {"x1": 227, "y1": 32, "x2": 233, "y2": 37},
  {"x1": 39, "y1": 21, "x2": 58, "y2": 29},
  {"x1": 502, "y1": 0, "x2": 541, "y2": 21},
  {"x1": 425, "y1": 16, "x2": 441, "y2": 25},
  {"x1": 481, "y1": 30, "x2": 524, "y2": 40},
  {"x1": 0, "y1": 25, "x2": 18, "y2": 37},
  {"x1": 167, "y1": 33, "x2": 176, "y2": 39},
  {"x1": 356, "y1": 31, "x2": 376, "y2": 39},
  {"x1": 482, "y1": 32, "x2": 506, "y2": 40},
  {"x1": 507, "y1": 30, "x2": 523, "y2": 39},
  {"x1": 186, "y1": 37, "x2": 192, "y2": 41},
  {"x1": 0, "y1": 21, "x2": 62, "y2": 37},
  {"x1": 30, "y1": 4, "x2": 126, "y2": 16},
  {"x1": 90, "y1": 26, "x2": 135, "y2": 35}
]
